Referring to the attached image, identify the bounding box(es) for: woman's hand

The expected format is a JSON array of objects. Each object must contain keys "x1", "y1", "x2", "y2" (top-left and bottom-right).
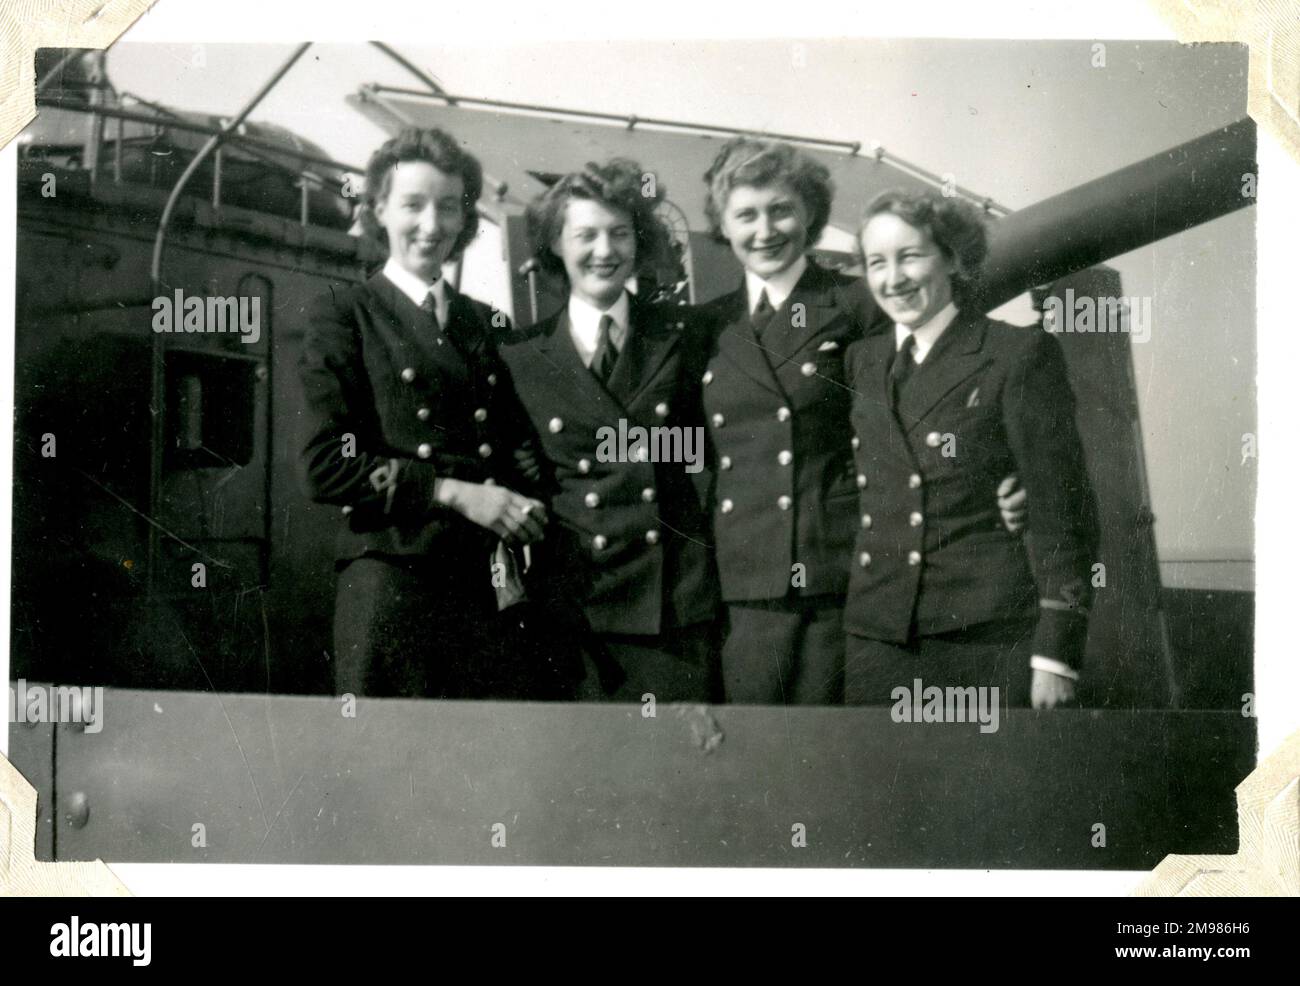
[
  {"x1": 997, "y1": 475, "x2": 1028, "y2": 534},
  {"x1": 1030, "y1": 668, "x2": 1076, "y2": 709},
  {"x1": 435, "y1": 478, "x2": 547, "y2": 543}
]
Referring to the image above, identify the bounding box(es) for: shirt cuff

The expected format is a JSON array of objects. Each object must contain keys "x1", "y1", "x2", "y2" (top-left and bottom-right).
[{"x1": 1030, "y1": 655, "x2": 1080, "y2": 681}]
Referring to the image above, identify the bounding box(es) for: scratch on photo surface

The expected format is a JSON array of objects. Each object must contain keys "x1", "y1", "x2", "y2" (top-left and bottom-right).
[
  {"x1": 886, "y1": 759, "x2": 901, "y2": 810},
  {"x1": 256, "y1": 771, "x2": 307, "y2": 858},
  {"x1": 177, "y1": 628, "x2": 271, "y2": 834},
  {"x1": 62, "y1": 453, "x2": 235, "y2": 569}
]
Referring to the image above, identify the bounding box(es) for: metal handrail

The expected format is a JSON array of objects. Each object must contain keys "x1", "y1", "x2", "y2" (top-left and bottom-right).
[
  {"x1": 34, "y1": 95, "x2": 366, "y2": 181},
  {"x1": 361, "y1": 83, "x2": 1013, "y2": 217}
]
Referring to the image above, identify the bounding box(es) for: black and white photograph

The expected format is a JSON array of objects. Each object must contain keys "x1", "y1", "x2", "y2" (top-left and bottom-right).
[{"x1": 1, "y1": 0, "x2": 1288, "y2": 896}]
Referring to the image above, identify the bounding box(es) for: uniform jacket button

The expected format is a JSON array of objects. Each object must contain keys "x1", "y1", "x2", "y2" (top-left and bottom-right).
[
  {"x1": 487, "y1": 373, "x2": 498, "y2": 386},
  {"x1": 655, "y1": 402, "x2": 670, "y2": 417},
  {"x1": 341, "y1": 505, "x2": 353, "y2": 516},
  {"x1": 777, "y1": 406, "x2": 791, "y2": 422},
  {"x1": 851, "y1": 436, "x2": 860, "y2": 449},
  {"x1": 720, "y1": 455, "x2": 732, "y2": 470},
  {"x1": 478, "y1": 443, "x2": 493, "y2": 458},
  {"x1": 909, "y1": 511, "x2": 923, "y2": 527},
  {"x1": 777, "y1": 495, "x2": 792, "y2": 511},
  {"x1": 857, "y1": 473, "x2": 868, "y2": 489},
  {"x1": 641, "y1": 487, "x2": 656, "y2": 503},
  {"x1": 800, "y1": 361, "x2": 816, "y2": 377},
  {"x1": 548, "y1": 417, "x2": 564, "y2": 434},
  {"x1": 858, "y1": 551, "x2": 871, "y2": 567},
  {"x1": 417, "y1": 443, "x2": 432, "y2": 459},
  {"x1": 645, "y1": 529, "x2": 660, "y2": 545},
  {"x1": 400, "y1": 367, "x2": 416, "y2": 383},
  {"x1": 908, "y1": 550, "x2": 922, "y2": 566},
  {"x1": 416, "y1": 407, "x2": 431, "y2": 421},
  {"x1": 925, "y1": 431, "x2": 942, "y2": 448},
  {"x1": 777, "y1": 450, "x2": 792, "y2": 466},
  {"x1": 861, "y1": 513, "x2": 872, "y2": 529},
  {"x1": 711, "y1": 413, "x2": 725, "y2": 428},
  {"x1": 578, "y1": 458, "x2": 592, "y2": 474},
  {"x1": 702, "y1": 370, "x2": 714, "y2": 385},
  {"x1": 908, "y1": 473, "x2": 923, "y2": 489},
  {"x1": 593, "y1": 535, "x2": 608, "y2": 551},
  {"x1": 585, "y1": 492, "x2": 601, "y2": 508},
  {"x1": 474, "y1": 407, "x2": 488, "y2": 422},
  {"x1": 720, "y1": 498, "x2": 734, "y2": 514}
]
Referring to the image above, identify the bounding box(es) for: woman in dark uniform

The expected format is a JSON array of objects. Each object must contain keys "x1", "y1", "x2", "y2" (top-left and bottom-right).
[
  {"x1": 697, "y1": 138, "x2": 1026, "y2": 705},
  {"x1": 843, "y1": 189, "x2": 1099, "y2": 708},
  {"x1": 297, "y1": 127, "x2": 546, "y2": 698},
  {"x1": 695, "y1": 137, "x2": 894, "y2": 705},
  {"x1": 499, "y1": 159, "x2": 721, "y2": 702}
]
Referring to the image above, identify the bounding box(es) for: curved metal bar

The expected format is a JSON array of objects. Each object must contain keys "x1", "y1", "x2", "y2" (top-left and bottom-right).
[{"x1": 145, "y1": 42, "x2": 312, "y2": 591}]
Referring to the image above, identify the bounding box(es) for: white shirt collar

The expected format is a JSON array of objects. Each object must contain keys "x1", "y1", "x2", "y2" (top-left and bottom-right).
[
  {"x1": 744, "y1": 254, "x2": 808, "y2": 315},
  {"x1": 895, "y1": 301, "x2": 959, "y2": 364},
  {"x1": 567, "y1": 291, "x2": 631, "y2": 369},
  {"x1": 382, "y1": 257, "x2": 450, "y2": 327}
]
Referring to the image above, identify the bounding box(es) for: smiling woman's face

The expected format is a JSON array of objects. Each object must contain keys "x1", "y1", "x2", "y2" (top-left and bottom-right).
[
  {"x1": 373, "y1": 160, "x2": 466, "y2": 282},
  {"x1": 719, "y1": 182, "x2": 810, "y2": 280},
  {"x1": 552, "y1": 197, "x2": 637, "y2": 310},
  {"x1": 860, "y1": 211, "x2": 956, "y2": 328}
]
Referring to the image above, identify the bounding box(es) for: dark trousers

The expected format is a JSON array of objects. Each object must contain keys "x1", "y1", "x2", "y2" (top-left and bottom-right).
[
  {"x1": 580, "y1": 620, "x2": 722, "y2": 703},
  {"x1": 333, "y1": 554, "x2": 583, "y2": 700},
  {"x1": 844, "y1": 619, "x2": 1036, "y2": 707},
  {"x1": 721, "y1": 595, "x2": 845, "y2": 705}
]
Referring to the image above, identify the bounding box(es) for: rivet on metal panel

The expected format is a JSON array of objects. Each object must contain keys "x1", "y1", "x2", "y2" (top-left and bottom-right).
[{"x1": 65, "y1": 791, "x2": 91, "y2": 830}]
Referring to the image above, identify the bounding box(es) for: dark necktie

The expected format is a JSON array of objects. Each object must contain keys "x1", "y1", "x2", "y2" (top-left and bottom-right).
[
  {"x1": 423, "y1": 287, "x2": 468, "y2": 356},
  {"x1": 420, "y1": 290, "x2": 444, "y2": 341},
  {"x1": 750, "y1": 289, "x2": 777, "y2": 344},
  {"x1": 593, "y1": 313, "x2": 619, "y2": 383},
  {"x1": 891, "y1": 332, "x2": 918, "y2": 407}
]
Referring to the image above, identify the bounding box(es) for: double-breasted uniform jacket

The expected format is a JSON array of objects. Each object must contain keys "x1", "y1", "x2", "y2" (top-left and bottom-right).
[
  {"x1": 498, "y1": 294, "x2": 719, "y2": 638},
  {"x1": 843, "y1": 309, "x2": 1100, "y2": 668},
  {"x1": 696, "y1": 260, "x2": 891, "y2": 602},
  {"x1": 298, "y1": 270, "x2": 535, "y2": 567}
]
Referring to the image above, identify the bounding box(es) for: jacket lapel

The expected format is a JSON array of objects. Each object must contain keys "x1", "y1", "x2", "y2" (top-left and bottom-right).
[
  {"x1": 607, "y1": 295, "x2": 682, "y2": 407},
  {"x1": 770, "y1": 261, "x2": 838, "y2": 363},
  {"x1": 895, "y1": 311, "x2": 990, "y2": 432},
  {"x1": 442, "y1": 287, "x2": 488, "y2": 360},
  {"x1": 532, "y1": 309, "x2": 629, "y2": 420},
  {"x1": 859, "y1": 330, "x2": 916, "y2": 468},
  {"x1": 713, "y1": 285, "x2": 784, "y2": 396},
  {"x1": 367, "y1": 272, "x2": 471, "y2": 385}
]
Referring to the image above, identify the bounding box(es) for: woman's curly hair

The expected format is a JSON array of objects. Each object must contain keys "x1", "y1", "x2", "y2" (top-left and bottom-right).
[
  {"x1": 703, "y1": 136, "x2": 834, "y2": 246},
  {"x1": 357, "y1": 127, "x2": 484, "y2": 260},
  {"x1": 526, "y1": 157, "x2": 674, "y2": 280},
  {"x1": 858, "y1": 189, "x2": 989, "y2": 306}
]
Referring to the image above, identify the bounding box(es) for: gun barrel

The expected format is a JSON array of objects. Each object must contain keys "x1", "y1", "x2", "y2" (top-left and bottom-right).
[{"x1": 976, "y1": 116, "x2": 1256, "y2": 311}]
